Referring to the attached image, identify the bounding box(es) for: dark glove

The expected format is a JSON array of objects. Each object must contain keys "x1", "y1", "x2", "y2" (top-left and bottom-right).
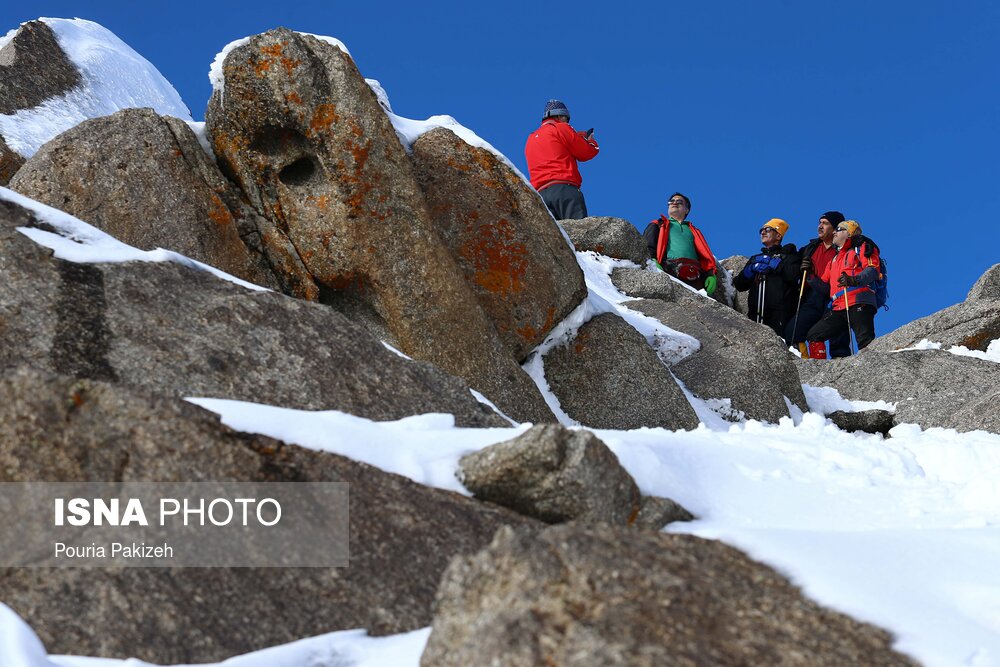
[
  {"x1": 837, "y1": 273, "x2": 858, "y2": 287},
  {"x1": 800, "y1": 257, "x2": 813, "y2": 274}
]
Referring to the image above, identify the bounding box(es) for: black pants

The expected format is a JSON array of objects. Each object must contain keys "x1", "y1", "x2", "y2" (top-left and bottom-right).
[
  {"x1": 806, "y1": 304, "x2": 876, "y2": 350},
  {"x1": 540, "y1": 183, "x2": 588, "y2": 220},
  {"x1": 751, "y1": 306, "x2": 787, "y2": 339},
  {"x1": 785, "y1": 298, "x2": 852, "y2": 357}
]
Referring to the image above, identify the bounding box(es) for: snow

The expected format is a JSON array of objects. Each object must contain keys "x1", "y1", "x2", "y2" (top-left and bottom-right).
[
  {"x1": 803, "y1": 383, "x2": 897, "y2": 414},
  {"x1": 903, "y1": 338, "x2": 1000, "y2": 364},
  {"x1": 171, "y1": 396, "x2": 1000, "y2": 667},
  {"x1": 0, "y1": 603, "x2": 52, "y2": 667},
  {"x1": 0, "y1": 18, "x2": 191, "y2": 157},
  {"x1": 0, "y1": 187, "x2": 267, "y2": 292},
  {"x1": 0, "y1": 605, "x2": 429, "y2": 667}
]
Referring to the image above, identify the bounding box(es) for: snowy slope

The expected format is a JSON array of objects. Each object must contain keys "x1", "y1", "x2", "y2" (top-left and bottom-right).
[
  {"x1": 5, "y1": 177, "x2": 1000, "y2": 665},
  {"x1": 0, "y1": 18, "x2": 191, "y2": 157}
]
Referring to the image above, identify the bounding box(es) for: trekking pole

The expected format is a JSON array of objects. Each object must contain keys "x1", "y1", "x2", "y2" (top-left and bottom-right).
[
  {"x1": 757, "y1": 277, "x2": 766, "y2": 324},
  {"x1": 843, "y1": 288, "x2": 857, "y2": 355},
  {"x1": 790, "y1": 269, "x2": 807, "y2": 346}
]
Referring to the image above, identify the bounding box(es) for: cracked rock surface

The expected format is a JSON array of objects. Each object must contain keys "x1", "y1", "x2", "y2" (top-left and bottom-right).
[
  {"x1": 627, "y1": 297, "x2": 806, "y2": 423},
  {"x1": 0, "y1": 366, "x2": 533, "y2": 662},
  {"x1": 0, "y1": 196, "x2": 507, "y2": 426},
  {"x1": 420, "y1": 524, "x2": 917, "y2": 667},
  {"x1": 10, "y1": 108, "x2": 293, "y2": 291},
  {"x1": 797, "y1": 349, "x2": 1000, "y2": 433}
]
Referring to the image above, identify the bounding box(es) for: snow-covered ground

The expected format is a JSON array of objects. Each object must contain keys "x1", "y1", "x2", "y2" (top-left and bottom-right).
[
  {"x1": 3, "y1": 22, "x2": 1000, "y2": 667},
  {"x1": 4, "y1": 180, "x2": 1000, "y2": 666}
]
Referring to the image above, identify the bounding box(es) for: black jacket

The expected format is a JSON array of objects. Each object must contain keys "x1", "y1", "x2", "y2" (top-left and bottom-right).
[{"x1": 733, "y1": 243, "x2": 802, "y2": 322}]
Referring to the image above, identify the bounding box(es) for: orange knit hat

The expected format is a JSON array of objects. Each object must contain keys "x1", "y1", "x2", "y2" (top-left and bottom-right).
[{"x1": 760, "y1": 218, "x2": 789, "y2": 239}]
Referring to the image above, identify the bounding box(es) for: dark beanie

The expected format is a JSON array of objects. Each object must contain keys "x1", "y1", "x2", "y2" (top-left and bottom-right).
[
  {"x1": 821, "y1": 211, "x2": 845, "y2": 225},
  {"x1": 543, "y1": 99, "x2": 570, "y2": 120}
]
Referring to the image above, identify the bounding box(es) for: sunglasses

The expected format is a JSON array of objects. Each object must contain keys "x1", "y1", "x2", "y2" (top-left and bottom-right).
[
  {"x1": 668, "y1": 199, "x2": 687, "y2": 205},
  {"x1": 759, "y1": 228, "x2": 777, "y2": 234},
  {"x1": 835, "y1": 227, "x2": 850, "y2": 233}
]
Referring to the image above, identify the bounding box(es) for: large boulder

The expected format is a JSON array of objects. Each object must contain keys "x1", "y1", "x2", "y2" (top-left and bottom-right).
[
  {"x1": 611, "y1": 258, "x2": 738, "y2": 310},
  {"x1": 410, "y1": 127, "x2": 586, "y2": 360},
  {"x1": 420, "y1": 524, "x2": 916, "y2": 667},
  {"x1": 0, "y1": 136, "x2": 24, "y2": 185},
  {"x1": 560, "y1": 216, "x2": 648, "y2": 265},
  {"x1": 0, "y1": 20, "x2": 81, "y2": 115},
  {"x1": 0, "y1": 195, "x2": 505, "y2": 427},
  {"x1": 627, "y1": 297, "x2": 807, "y2": 423},
  {"x1": 868, "y1": 266, "x2": 1000, "y2": 353},
  {"x1": 967, "y1": 263, "x2": 1000, "y2": 301},
  {"x1": 9, "y1": 108, "x2": 294, "y2": 291},
  {"x1": 542, "y1": 313, "x2": 700, "y2": 430},
  {"x1": 205, "y1": 28, "x2": 552, "y2": 423},
  {"x1": 797, "y1": 349, "x2": 1000, "y2": 433},
  {"x1": 611, "y1": 266, "x2": 690, "y2": 302},
  {"x1": 0, "y1": 367, "x2": 534, "y2": 662},
  {"x1": 458, "y1": 424, "x2": 642, "y2": 525},
  {"x1": 867, "y1": 299, "x2": 1000, "y2": 353}
]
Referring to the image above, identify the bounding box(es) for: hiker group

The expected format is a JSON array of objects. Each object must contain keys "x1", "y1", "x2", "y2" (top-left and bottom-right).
[{"x1": 524, "y1": 99, "x2": 886, "y2": 357}]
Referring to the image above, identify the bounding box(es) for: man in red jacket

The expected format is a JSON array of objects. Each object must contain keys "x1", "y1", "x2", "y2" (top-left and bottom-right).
[
  {"x1": 524, "y1": 99, "x2": 599, "y2": 220},
  {"x1": 806, "y1": 220, "x2": 882, "y2": 354},
  {"x1": 786, "y1": 211, "x2": 853, "y2": 359}
]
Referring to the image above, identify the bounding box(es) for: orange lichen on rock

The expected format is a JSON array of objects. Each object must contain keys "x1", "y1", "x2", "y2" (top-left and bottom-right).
[
  {"x1": 285, "y1": 91, "x2": 303, "y2": 105},
  {"x1": 473, "y1": 149, "x2": 496, "y2": 172},
  {"x1": 254, "y1": 44, "x2": 299, "y2": 78},
  {"x1": 462, "y1": 217, "x2": 529, "y2": 296},
  {"x1": 254, "y1": 59, "x2": 273, "y2": 76},
  {"x1": 348, "y1": 138, "x2": 371, "y2": 171},
  {"x1": 446, "y1": 157, "x2": 473, "y2": 173},
  {"x1": 309, "y1": 104, "x2": 340, "y2": 135},
  {"x1": 261, "y1": 43, "x2": 285, "y2": 58},
  {"x1": 306, "y1": 194, "x2": 331, "y2": 211},
  {"x1": 959, "y1": 331, "x2": 997, "y2": 351},
  {"x1": 213, "y1": 131, "x2": 249, "y2": 160},
  {"x1": 206, "y1": 197, "x2": 234, "y2": 227},
  {"x1": 516, "y1": 306, "x2": 558, "y2": 343}
]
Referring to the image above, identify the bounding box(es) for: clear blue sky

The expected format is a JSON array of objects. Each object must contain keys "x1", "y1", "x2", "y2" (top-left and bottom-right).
[{"x1": 4, "y1": 1, "x2": 998, "y2": 336}]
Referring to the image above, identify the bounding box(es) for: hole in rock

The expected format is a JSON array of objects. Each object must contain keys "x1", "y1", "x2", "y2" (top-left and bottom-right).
[{"x1": 279, "y1": 157, "x2": 317, "y2": 186}]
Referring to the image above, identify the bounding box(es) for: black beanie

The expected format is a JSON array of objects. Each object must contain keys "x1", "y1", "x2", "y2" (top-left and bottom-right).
[{"x1": 821, "y1": 211, "x2": 845, "y2": 225}]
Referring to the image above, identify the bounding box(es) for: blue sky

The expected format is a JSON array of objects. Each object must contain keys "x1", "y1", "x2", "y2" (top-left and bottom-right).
[{"x1": 4, "y1": 1, "x2": 998, "y2": 336}]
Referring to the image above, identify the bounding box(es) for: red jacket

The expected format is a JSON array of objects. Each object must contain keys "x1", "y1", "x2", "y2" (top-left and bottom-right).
[
  {"x1": 643, "y1": 216, "x2": 717, "y2": 274},
  {"x1": 524, "y1": 120, "x2": 599, "y2": 191},
  {"x1": 822, "y1": 237, "x2": 882, "y2": 309}
]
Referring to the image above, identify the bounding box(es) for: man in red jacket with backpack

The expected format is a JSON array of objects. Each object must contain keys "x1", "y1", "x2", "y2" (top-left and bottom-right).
[
  {"x1": 525, "y1": 99, "x2": 599, "y2": 220},
  {"x1": 806, "y1": 220, "x2": 882, "y2": 354}
]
